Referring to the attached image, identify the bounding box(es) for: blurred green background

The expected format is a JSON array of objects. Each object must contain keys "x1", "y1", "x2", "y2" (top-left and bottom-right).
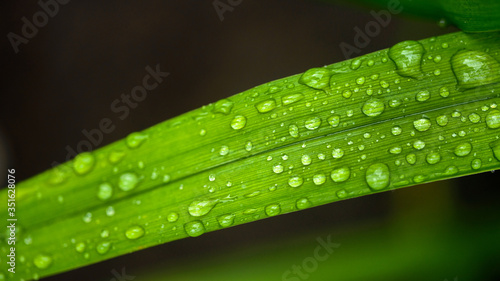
[{"x1": 1, "y1": 0, "x2": 499, "y2": 280}]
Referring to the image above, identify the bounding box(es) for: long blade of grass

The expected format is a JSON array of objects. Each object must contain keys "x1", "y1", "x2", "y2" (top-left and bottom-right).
[{"x1": 1, "y1": 31, "x2": 500, "y2": 280}]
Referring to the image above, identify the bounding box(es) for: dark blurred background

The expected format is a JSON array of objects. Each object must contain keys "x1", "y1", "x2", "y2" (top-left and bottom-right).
[{"x1": 1, "y1": 1, "x2": 499, "y2": 280}]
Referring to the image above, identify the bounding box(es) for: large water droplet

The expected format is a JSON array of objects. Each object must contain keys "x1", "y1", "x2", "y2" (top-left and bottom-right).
[
  {"x1": 296, "y1": 198, "x2": 312, "y2": 210},
  {"x1": 413, "y1": 140, "x2": 426, "y2": 150},
  {"x1": 167, "y1": 212, "x2": 179, "y2": 223},
  {"x1": 188, "y1": 200, "x2": 218, "y2": 217},
  {"x1": 489, "y1": 140, "x2": 500, "y2": 161},
  {"x1": 454, "y1": 142, "x2": 472, "y2": 156},
  {"x1": 289, "y1": 124, "x2": 299, "y2": 138},
  {"x1": 332, "y1": 148, "x2": 345, "y2": 159},
  {"x1": 184, "y1": 220, "x2": 205, "y2": 237},
  {"x1": 288, "y1": 176, "x2": 303, "y2": 188},
  {"x1": 217, "y1": 214, "x2": 235, "y2": 228},
  {"x1": 125, "y1": 226, "x2": 145, "y2": 240},
  {"x1": 230, "y1": 115, "x2": 247, "y2": 130},
  {"x1": 118, "y1": 173, "x2": 139, "y2": 191},
  {"x1": 73, "y1": 152, "x2": 95, "y2": 175},
  {"x1": 468, "y1": 113, "x2": 481, "y2": 123},
  {"x1": 126, "y1": 132, "x2": 148, "y2": 149},
  {"x1": 406, "y1": 153, "x2": 417, "y2": 164},
  {"x1": 486, "y1": 109, "x2": 500, "y2": 129},
  {"x1": 301, "y1": 154, "x2": 312, "y2": 166},
  {"x1": 313, "y1": 174, "x2": 326, "y2": 185},
  {"x1": 219, "y1": 145, "x2": 229, "y2": 156},
  {"x1": 213, "y1": 99, "x2": 234, "y2": 114},
  {"x1": 413, "y1": 118, "x2": 432, "y2": 132},
  {"x1": 388, "y1": 40, "x2": 425, "y2": 79},
  {"x1": 451, "y1": 50, "x2": 500, "y2": 90},
  {"x1": 436, "y1": 115, "x2": 449, "y2": 126},
  {"x1": 97, "y1": 183, "x2": 113, "y2": 201},
  {"x1": 471, "y1": 158, "x2": 482, "y2": 170},
  {"x1": 265, "y1": 204, "x2": 281, "y2": 217},
  {"x1": 426, "y1": 151, "x2": 441, "y2": 164},
  {"x1": 273, "y1": 164, "x2": 284, "y2": 174},
  {"x1": 282, "y1": 93, "x2": 304, "y2": 105},
  {"x1": 330, "y1": 167, "x2": 350, "y2": 183},
  {"x1": 33, "y1": 254, "x2": 52, "y2": 270},
  {"x1": 299, "y1": 68, "x2": 330, "y2": 89},
  {"x1": 415, "y1": 90, "x2": 430, "y2": 102},
  {"x1": 365, "y1": 163, "x2": 390, "y2": 190},
  {"x1": 256, "y1": 99, "x2": 277, "y2": 113},
  {"x1": 96, "y1": 241, "x2": 111, "y2": 255},
  {"x1": 362, "y1": 98, "x2": 385, "y2": 117},
  {"x1": 305, "y1": 117, "x2": 321, "y2": 130},
  {"x1": 327, "y1": 115, "x2": 341, "y2": 127},
  {"x1": 391, "y1": 126, "x2": 402, "y2": 136}
]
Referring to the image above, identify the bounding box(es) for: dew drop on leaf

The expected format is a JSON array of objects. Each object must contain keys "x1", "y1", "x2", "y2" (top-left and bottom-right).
[
  {"x1": 471, "y1": 158, "x2": 482, "y2": 170},
  {"x1": 296, "y1": 198, "x2": 312, "y2": 210},
  {"x1": 265, "y1": 204, "x2": 281, "y2": 217},
  {"x1": 97, "y1": 183, "x2": 113, "y2": 201},
  {"x1": 365, "y1": 163, "x2": 390, "y2": 191},
  {"x1": 118, "y1": 173, "x2": 139, "y2": 191},
  {"x1": 413, "y1": 118, "x2": 432, "y2": 132},
  {"x1": 451, "y1": 50, "x2": 500, "y2": 90},
  {"x1": 184, "y1": 221, "x2": 205, "y2": 237},
  {"x1": 33, "y1": 254, "x2": 52, "y2": 269},
  {"x1": 289, "y1": 124, "x2": 299, "y2": 138},
  {"x1": 213, "y1": 99, "x2": 234, "y2": 114},
  {"x1": 330, "y1": 167, "x2": 350, "y2": 183},
  {"x1": 362, "y1": 98, "x2": 385, "y2": 117},
  {"x1": 217, "y1": 214, "x2": 235, "y2": 228},
  {"x1": 454, "y1": 142, "x2": 472, "y2": 157},
  {"x1": 415, "y1": 90, "x2": 430, "y2": 102},
  {"x1": 282, "y1": 93, "x2": 304, "y2": 106},
  {"x1": 126, "y1": 132, "x2": 148, "y2": 149},
  {"x1": 288, "y1": 176, "x2": 303, "y2": 187},
  {"x1": 188, "y1": 200, "x2": 218, "y2": 217},
  {"x1": 230, "y1": 115, "x2": 247, "y2": 130},
  {"x1": 332, "y1": 148, "x2": 345, "y2": 159},
  {"x1": 327, "y1": 115, "x2": 341, "y2": 127},
  {"x1": 73, "y1": 152, "x2": 95, "y2": 175},
  {"x1": 96, "y1": 241, "x2": 111, "y2": 255},
  {"x1": 256, "y1": 99, "x2": 277, "y2": 113},
  {"x1": 299, "y1": 68, "x2": 330, "y2": 89},
  {"x1": 313, "y1": 174, "x2": 326, "y2": 185},
  {"x1": 426, "y1": 151, "x2": 441, "y2": 164},
  {"x1": 388, "y1": 40, "x2": 425, "y2": 79},
  {"x1": 485, "y1": 109, "x2": 500, "y2": 129},
  {"x1": 273, "y1": 164, "x2": 284, "y2": 174},
  {"x1": 167, "y1": 212, "x2": 179, "y2": 223},
  {"x1": 301, "y1": 154, "x2": 312, "y2": 166},
  {"x1": 125, "y1": 226, "x2": 145, "y2": 240},
  {"x1": 305, "y1": 117, "x2": 321, "y2": 130}
]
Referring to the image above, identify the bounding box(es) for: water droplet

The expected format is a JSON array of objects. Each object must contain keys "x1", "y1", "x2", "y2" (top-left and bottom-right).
[
  {"x1": 75, "y1": 242, "x2": 86, "y2": 253},
  {"x1": 342, "y1": 89, "x2": 352, "y2": 98},
  {"x1": 33, "y1": 254, "x2": 52, "y2": 269},
  {"x1": 106, "y1": 206, "x2": 115, "y2": 217},
  {"x1": 391, "y1": 126, "x2": 402, "y2": 135},
  {"x1": 471, "y1": 158, "x2": 482, "y2": 169},
  {"x1": 362, "y1": 98, "x2": 385, "y2": 117},
  {"x1": 100, "y1": 229, "x2": 110, "y2": 238},
  {"x1": 356, "y1": 76, "x2": 365, "y2": 85},
  {"x1": 379, "y1": 80, "x2": 389, "y2": 88},
  {"x1": 282, "y1": 93, "x2": 305, "y2": 105},
  {"x1": 439, "y1": 86, "x2": 450, "y2": 98},
  {"x1": 245, "y1": 141, "x2": 253, "y2": 151},
  {"x1": 468, "y1": 113, "x2": 481, "y2": 123},
  {"x1": 184, "y1": 221, "x2": 205, "y2": 237},
  {"x1": 125, "y1": 226, "x2": 145, "y2": 240},
  {"x1": 126, "y1": 132, "x2": 148, "y2": 149},
  {"x1": 272, "y1": 164, "x2": 284, "y2": 174},
  {"x1": 415, "y1": 90, "x2": 430, "y2": 102},
  {"x1": 426, "y1": 152, "x2": 441, "y2": 164},
  {"x1": 167, "y1": 212, "x2": 179, "y2": 222},
  {"x1": 436, "y1": 115, "x2": 449, "y2": 126},
  {"x1": 118, "y1": 173, "x2": 139, "y2": 191},
  {"x1": 245, "y1": 191, "x2": 261, "y2": 198},
  {"x1": 288, "y1": 176, "x2": 303, "y2": 188},
  {"x1": 330, "y1": 167, "x2": 350, "y2": 183},
  {"x1": 388, "y1": 40, "x2": 425, "y2": 79},
  {"x1": 454, "y1": 142, "x2": 472, "y2": 156},
  {"x1": 82, "y1": 212, "x2": 92, "y2": 223},
  {"x1": 486, "y1": 109, "x2": 500, "y2": 129},
  {"x1": 389, "y1": 99, "x2": 402, "y2": 108},
  {"x1": 317, "y1": 153, "x2": 326, "y2": 160},
  {"x1": 305, "y1": 117, "x2": 321, "y2": 130},
  {"x1": 413, "y1": 140, "x2": 426, "y2": 150},
  {"x1": 199, "y1": 129, "x2": 207, "y2": 136},
  {"x1": 327, "y1": 115, "x2": 341, "y2": 127},
  {"x1": 213, "y1": 99, "x2": 234, "y2": 114},
  {"x1": 188, "y1": 200, "x2": 218, "y2": 217},
  {"x1": 451, "y1": 50, "x2": 500, "y2": 90},
  {"x1": 217, "y1": 214, "x2": 235, "y2": 228},
  {"x1": 351, "y1": 58, "x2": 362, "y2": 70},
  {"x1": 96, "y1": 241, "x2": 111, "y2": 255},
  {"x1": 256, "y1": 99, "x2": 277, "y2": 113},
  {"x1": 332, "y1": 148, "x2": 345, "y2": 159},
  {"x1": 406, "y1": 153, "x2": 417, "y2": 164},
  {"x1": 365, "y1": 163, "x2": 390, "y2": 191},
  {"x1": 389, "y1": 146, "x2": 402, "y2": 154},
  {"x1": 97, "y1": 183, "x2": 113, "y2": 201},
  {"x1": 489, "y1": 140, "x2": 500, "y2": 161},
  {"x1": 313, "y1": 174, "x2": 326, "y2": 185},
  {"x1": 413, "y1": 118, "x2": 432, "y2": 132},
  {"x1": 296, "y1": 198, "x2": 312, "y2": 210},
  {"x1": 289, "y1": 124, "x2": 299, "y2": 138},
  {"x1": 73, "y1": 152, "x2": 95, "y2": 175},
  {"x1": 265, "y1": 204, "x2": 281, "y2": 217},
  {"x1": 301, "y1": 154, "x2": 312, "y2": 165},
  {"x1": 299, "y1": 68, "x2": 330, "y2": 89},
  {"x1": 219, "y1": 145, "x2": 229, "y2": 156},
  {"x1": 108, "y1": 150, "x2": 126, "y2": 164},
  {"x1": 230, "y1": 115, "x2": 247, "y2": 130}
]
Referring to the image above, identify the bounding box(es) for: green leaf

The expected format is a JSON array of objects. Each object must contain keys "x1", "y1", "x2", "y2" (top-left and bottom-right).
[{"x1": 2, "y1": 31, "x2": 500, "y2": 280}]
